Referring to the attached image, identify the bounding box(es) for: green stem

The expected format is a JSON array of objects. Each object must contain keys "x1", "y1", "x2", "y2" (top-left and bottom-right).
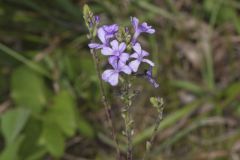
[
  {"x1": 90, "y1": 48, "x2": 121, "y2": 160},
  {"x1": 142, "y1": 103, "x2": 164, "y2": 160},
  {"x1": 142, "y1": 113, "x2": 163, "y2": 160},
  {"x1": 122, "y1": 81, "x2": 133, "y2": 160}
]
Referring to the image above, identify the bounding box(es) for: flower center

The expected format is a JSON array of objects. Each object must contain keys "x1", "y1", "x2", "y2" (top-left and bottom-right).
[
  {"x1": 114, "y1": 50, "x2": 121, "y2": 56},
  {"x1": 137, "y1": 53, "x2": 143, "y2": 61}
]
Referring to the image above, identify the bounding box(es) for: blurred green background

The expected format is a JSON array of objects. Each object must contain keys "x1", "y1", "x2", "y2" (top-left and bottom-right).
[{"x1": 0, "y1": 0, "x2": 240, "y2": 159}]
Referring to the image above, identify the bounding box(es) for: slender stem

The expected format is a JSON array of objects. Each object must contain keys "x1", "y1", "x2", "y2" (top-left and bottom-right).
[
  {"x1": 90, "y1": 48, "x2": 121, "y2": 160},
  {"x1": 126, "y1": 104, "x2": 133, "y2": 160},
  {"x1": 122, "y1": 81, "x2": 133, "y2": 160},
  {"x1": 142, "y1": 107, "x2": 164, "y2": 160}
]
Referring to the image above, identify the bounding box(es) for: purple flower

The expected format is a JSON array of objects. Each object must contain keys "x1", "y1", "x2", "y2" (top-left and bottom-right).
[
  {"x1": 102, "y1": 60, "x2": 131, "y2": 86},
  {"x1": 88, "y1": 24, "x2": 119, "y2": 49},
  {"x1": 101, "y1": 40, "x2": 129, "y2": 64},
  {"x1": 145, "y1": 66, "x2": 159, "y2": 88},
  {"x1": 94, "y1": 16, "x2": 100, "y2": 24},
  {"x1": 131, "y1": 17, "x2": 155, "y2": 44},
  {"x1": 129, "y1": 43, "x2": 154, "y2": 72},
  {"x1": 102, "y1": 24, "x2": 119, "y2": 39}
]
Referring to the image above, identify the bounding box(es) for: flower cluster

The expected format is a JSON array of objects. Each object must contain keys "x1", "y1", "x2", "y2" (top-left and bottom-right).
[{"x1": 89, "y1": 17, "x2": 158, "y2": 87}]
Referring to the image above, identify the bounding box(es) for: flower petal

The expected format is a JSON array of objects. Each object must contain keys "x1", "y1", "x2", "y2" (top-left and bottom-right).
[
  {"x1": 119, "y1": 42, "x2": 126, "y2": 52},
  {"x1": 108, "y1": 72, "x2": 119, "y2": 86},
  {"x1": 110, "y1": 40, "x2": 119, "y2": 50},
  {"x1": 108, "y1": 56, "x2": 118, "y2": 67},
  {"x1": 141, "y1": 50, "x2": 149, "y2": 57},
  {"x1": 97, "y1": 27, "x2": 106, "y2": 44},
  {"x1": 142, "y1": 59, "x2": 155, "y2": 66},
  {"x1": 139, "y1": 22, "x2": 155, "y2": 34},
  {"x1": 101, "y1": 47, "x2": 113, "y2": 55},
  {"x1": 131, "y1": 32, "x2": 140, "y2": 45},
  {"x1": 108, "y1": 56, "x2": 118, "y2": 69},
  {"x1": 131, "y1": 17, "x2": 139, "y2": 30},
  {"x1": 129, "y1": 60, "x2": 141, "y2": 72},
  {"x1": 130, "y1": 53, "x2": 139, "y2": 59},
  {"x1": 120, "y1": 65, "x2": 131, "y2": 75},
  {"x1": 146, "y1": 28, "x2": 155, "y2": 34},
  {"x1": 104, "y1": 24, "x2": 118, "y2": 33},
  {"x1": 88, "y1": 43, "x2": 103, "y2": 49},
  {"x1": 102, "y1": 69, "x2": 114, "y2": 81},
  {"x1": 119, "y1": 53, "x2": 129, "y2": 62},
  {"x1": 118, "y1": 61, "x2": 131, "y2": 74},
  {"x1": 133, "y1": 43, "x2": 142, "y2": 53}
]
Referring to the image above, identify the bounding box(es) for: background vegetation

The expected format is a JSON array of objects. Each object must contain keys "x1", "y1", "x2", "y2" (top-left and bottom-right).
[{"x1": 0, "y1": 0, "x2": 240, "y2": 159}]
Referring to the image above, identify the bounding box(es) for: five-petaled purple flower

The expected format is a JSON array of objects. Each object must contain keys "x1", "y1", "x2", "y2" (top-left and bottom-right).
[
  {"x1": 101, "y1": 40, "x2": 129, "y2": 64},
  {"x1": 131, "y1": 17, "x2": 155, "y2": 44},
  {"x1": 129, "y1": 43, "x2": 154, "y2": 72},
  {"x1": 102, "y1": 59, "x2": 131, "y2": 86},
  {"x1": 88, "y1": 24, "x2": 119, "y2": 49}
]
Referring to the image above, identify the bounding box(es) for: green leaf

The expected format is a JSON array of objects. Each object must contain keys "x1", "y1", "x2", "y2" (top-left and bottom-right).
[
  {"x1": 0, "y1": 136, "x2": 24, "y2": 160},
  {"x1": 45, "y1": 90, "x2": 77, "y2": 137},
  {"x1": 78, "y1": 117, "x2": 95, "y2": 138},
  {"x1": 1, "y1": 108, "x2": 30, "y2": 145},
  {"x1": 41, "y1": 123, "x2": 64, "y2": 157},
  {"x1": 19, "y1": 118, "x2": 43, "y2": 160},
  {"x1": 26, "y1": 148, "x2": 47, "y2": 160},
  {"x1": 11, "y1": 66, "x2": 47, "y2": 112},
  {"x1": 171, "y1": 80, "x2": 205, "y2": 94}
]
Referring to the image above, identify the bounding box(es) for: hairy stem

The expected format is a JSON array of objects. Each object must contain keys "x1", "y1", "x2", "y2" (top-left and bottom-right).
[
  {"x1": 90, "y1": 49, "x2": 121, "y2": 160},
  {"x1": 142, "y1": 106, "x2": 164, "y2": 160},
  {"x1": 122, "y1": 81, "x2": 133, "y2": 160}
]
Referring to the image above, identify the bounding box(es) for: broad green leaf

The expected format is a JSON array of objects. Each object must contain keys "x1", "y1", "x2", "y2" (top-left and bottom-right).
[
  {"x1": 0, "y1": 136, "x2": 23, "y2": 160},
  {"x1": 19, "y1": 118, "x2": 43, "y2": 159},
  {"x1": 41, "y1": 123, "x2": 64, "y2": 157},
  {"x1": 45, "y1": 90, "x2": 77, "y2": 137},
  {"x1": 11, "y1": 66, "x2": 47, "y2": 112},
  {"x1": 26, "y1": 148, "x2": 47, "y2": 160},
  {"x1": 1, "y1": 108, "x2": 30, "y2": 145}
]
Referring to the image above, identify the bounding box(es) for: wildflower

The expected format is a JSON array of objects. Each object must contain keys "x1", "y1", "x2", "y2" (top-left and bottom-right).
[
  {"x1": 85, "y1": 13, "x2": 158, "y2": 87},
  {"x1": 94, "y1": 15, "x2": 100, "y2": 24},
  {"x1": 131, "y1": 17, "x2": 155, "y2": 44},
  {"x1": 101, "y1": 40, "x2": 129, "y2": 64},
  {"x1": 89, "y1": 24, "x2": 119, "y2": 49},
  {"x1": 89, "y1": 15, "x2": 100, "y2": 28},
  {"x1": 102, "y1": 60, "x2": 131, "y2": 86},
  {"x1": 129, "y1": 43, "x2": 154, "y2": 72},
  {"x1": 102, "y1": 24, "x2": 119, "y2": 39}
]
